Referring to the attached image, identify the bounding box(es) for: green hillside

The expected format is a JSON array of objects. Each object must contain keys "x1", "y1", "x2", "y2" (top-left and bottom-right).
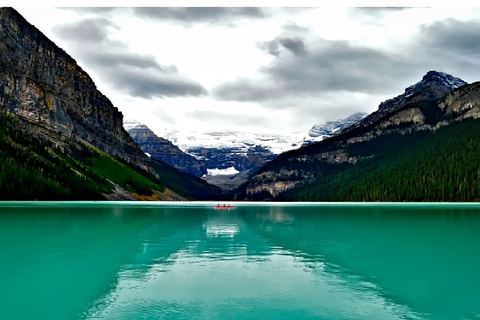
[
  {"x1": 280, "y1": 117, "x2": 480, "y2": 202},
  {"x1": 0, "y1": 111, "x2": 222, "y2": 200}
]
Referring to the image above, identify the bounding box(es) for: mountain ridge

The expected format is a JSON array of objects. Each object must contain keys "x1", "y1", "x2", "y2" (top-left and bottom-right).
[
  {"x1": 241, "y1": 70, "x2": 476, "y2": 200},
  {"x1": 0, "y1": 7, "x2": 143, "y2": 163}
]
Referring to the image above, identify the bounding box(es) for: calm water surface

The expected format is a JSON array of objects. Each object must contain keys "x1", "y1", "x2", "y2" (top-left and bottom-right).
[{"x1": 0, "y1": 202, "x2": 480, "y2": 320}]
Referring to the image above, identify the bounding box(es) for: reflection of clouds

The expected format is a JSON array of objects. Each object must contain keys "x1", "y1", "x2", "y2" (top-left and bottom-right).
[
  {"x1": 256, "y1": 206, "x2": 295, "y2": 223},
  {"x1": 87, "y1": 244, "x2": 426, "y2": 320},
  {"x1": 204, "y1": 223, "x2": 239, "y2": 238}
]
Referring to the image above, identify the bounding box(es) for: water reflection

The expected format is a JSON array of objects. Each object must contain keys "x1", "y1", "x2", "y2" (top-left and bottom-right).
[
  {"x1": 1, "y1": 204, "x2": 479, "y2": 320},
  {"x1": 86, "y1": 206, "x2": 433, "y2": 320}
]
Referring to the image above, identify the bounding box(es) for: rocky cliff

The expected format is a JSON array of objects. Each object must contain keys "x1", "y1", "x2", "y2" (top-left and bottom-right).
[
  {"x1": 243, "y1": 71, "x2": 475, "y2": 200},
  {"x1": 345, "y1": 71, "x2": 467, "y2": 133},
  {"x1": 127, "y1": 123, "x2": 206, "y2": 177},
  {"x1": 0, "y1": 7, "x2": 143, "y2": 162}
]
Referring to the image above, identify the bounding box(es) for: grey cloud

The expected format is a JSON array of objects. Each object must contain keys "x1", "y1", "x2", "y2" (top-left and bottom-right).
[
  {"x1": 401, "y1": 18, "x2": 480, "y2": 83},
  {"x1": 213, "y1": 79, "x2": 280, "y2": 102},
  {"x1": 259, "y1": 37, "x2": 307, "y2": 57},
  {"x1": 133, "y1": 7, "x2": 266, "y2": 23},
  {"x1": 79, "y1": 50, "x2": 177, "y2": 72},
  {"x1": 52, "y1": 18, "x2": 116, "y2": 44},
  {"x1": 187, "y1": 110, "x2": 269, "y2": 127},
  {"x1": 421, "y1": 19, "x2": 480, "y2": 55},
  {"x1": 351, "y1": 7, "x2": 409, "y2": 17},
  {"x1": 104, "y1": 68, "x2": 207, "y2": 98},
  {"x1": 215, "y1": 39, "x2": 414, "y2": 102},
  {"x1": 257, "y1": 41, "x2": 280, "y2": 56},
  {"x1": 53, "y1": 17, "x2": 207, "y2": 99},
  {"x1": 281, "y1": 22, "x2": 311, "y2": 35},
  {"x1": 279, "y1": 37, "x2": 306, "y2": 56},
  {"x1": 60, "y1": 7, "x2": 117, "y2": 14}
]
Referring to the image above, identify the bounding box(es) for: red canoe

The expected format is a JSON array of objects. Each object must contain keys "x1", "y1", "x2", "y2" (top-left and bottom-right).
[{"x1": 214, "y1": 205, "x2": 235, "y2": 209}]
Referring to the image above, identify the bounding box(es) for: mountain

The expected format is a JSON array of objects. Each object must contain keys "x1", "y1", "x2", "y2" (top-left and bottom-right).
[
  {"x1": 344, "y1": 70, "x2": 467, "y2": 134},
  {"x1": 0, "y1": 8, "x2": 142, "y2": 162},
  {"x1": 126, "y1": 121, "x2": 206, "y2": 177},
  {"x1": 125, "y1": 111, "x2": 370, "y2": 191},
  {"x1": 0, "y1": 8, "x2": 222, "y2": 200},
  {"x1": 241, "y1": 70, "x2": 478, "y2": 201},
  {"x1": 304, "y1": 112, "x2": 368, "y2": 145},
  {"x1": 125, "y1": 124, "x2": 279, "y2": 190},
  {"x1": 162, "y1": 129, "x2": 304, "y2": 156}
]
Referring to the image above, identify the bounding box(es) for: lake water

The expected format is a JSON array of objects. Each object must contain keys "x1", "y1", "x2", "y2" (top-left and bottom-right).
[{"x1": 1, "y1": 202, "x2": 480, "y2": 320}]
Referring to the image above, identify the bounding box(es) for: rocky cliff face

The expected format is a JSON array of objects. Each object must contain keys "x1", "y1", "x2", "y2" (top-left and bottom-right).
[
  {"x1": 127, "y1": 123, "x2": 206, "y2": 177},
  {"x1": 439, "y1": 82, "x2": 480, "y2": 120},
  {"x1": 243, "y1": 71, "x2": 475, "y2": 200},
  {"x1": 345, "y1": 71, "x2": 467, "y2": 133},
  {"x1": 0, "y1": 8, "x2": 143, "y2": 161}
]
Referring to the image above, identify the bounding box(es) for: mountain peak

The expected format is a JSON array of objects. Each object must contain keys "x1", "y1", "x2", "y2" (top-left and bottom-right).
[
  {"x1": 379, "y1": 71, "x2": 467, "y2": 112},
  {"x1": 416, "y1": 70, "x2": 467, "y2": 91},
  {"x1": 123, "y1": 119, "x2": 142, "y2": 131}
]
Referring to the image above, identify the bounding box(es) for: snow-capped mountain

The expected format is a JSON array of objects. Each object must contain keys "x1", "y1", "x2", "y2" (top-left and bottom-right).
[
  {"x1": 123, "y1": 119, "x2": 142, "y2": 131},
  {"x1": 124, "y1": 111, "x2": 369, "y2": 190},
  {"x1": 379, "y1": 70, "x2": 466, "y2": 111},
  {"x1": 305, "y1": 112, "x2": 368, "y2": 145},
  {"x1": 161, "y1": 129, "x2": 305, "y2": 156},
  {"x1": 126, "y1": 122, "x2": 205, "y2": 177}
]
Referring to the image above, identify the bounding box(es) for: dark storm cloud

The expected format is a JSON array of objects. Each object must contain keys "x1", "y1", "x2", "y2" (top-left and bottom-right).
[
  {"x1": 214, "y1": 39, "x2": 414, "y2": 102},
  {"x1": 52, "y1": 18, "x2": 207, "y2": 99},
  {"x1": 133, "y1": 7, "x2": 266, "y2": 23},
  {"x1": 52, "y1": 18, "x2": 115, "y2": 43},
  {"x1": 421, "y1": 19, "x2": 480, "y2": 55}
]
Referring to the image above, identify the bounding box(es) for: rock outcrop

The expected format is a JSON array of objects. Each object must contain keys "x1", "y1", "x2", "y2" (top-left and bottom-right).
[{"x1": 0, "y1": 7, "x2": 143, "y2": 162}]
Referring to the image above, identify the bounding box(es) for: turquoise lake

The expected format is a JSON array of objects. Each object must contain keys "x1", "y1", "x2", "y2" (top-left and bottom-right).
[{"x1": 0, "y1": 202, "x2": 480, "y2": 320}]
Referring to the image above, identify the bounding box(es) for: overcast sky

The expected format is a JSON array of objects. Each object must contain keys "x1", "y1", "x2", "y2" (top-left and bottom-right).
[{"x1": 15, "y1": 6, "x2": 480, "y2": 136}]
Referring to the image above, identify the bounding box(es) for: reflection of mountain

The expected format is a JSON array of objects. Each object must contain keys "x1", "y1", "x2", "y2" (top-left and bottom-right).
[
  {"x1": 0, "y1": 207, "x2": 163, "y2": 319},
  {"x1": 87, "y1": 207, "x2": 424, "y2": 320},
  {"x1": 242, "y1": 205, "x2": 480, "y2": 319}
]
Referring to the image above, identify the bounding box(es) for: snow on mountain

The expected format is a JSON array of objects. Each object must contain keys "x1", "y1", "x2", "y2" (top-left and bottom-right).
[
  {"x1": 379, "y1": 71, "x2": 467, "y2": 111},
  {"x1": 160, "y1": 129, "x2": 306, "y2": 155},
  {"x1": 123, "y1": 119, "x2": 142, "y2": 131},
  {"x1": 406, "y1": 71, "x2": 466, "y2": 94},
  {"x1": 305, "y1": 112, "x2": 368, "y2": 145},
  {"x1": 124, "y1": 111, "x2": 368, "y2": 159},
  {"x1": 204, "y1": 166, "x2": 240, "y2": 176}
]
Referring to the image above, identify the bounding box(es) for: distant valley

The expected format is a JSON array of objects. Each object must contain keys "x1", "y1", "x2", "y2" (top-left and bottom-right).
[{"x1": 124, "y1": 113, "x2": 367, "y2": 190}]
